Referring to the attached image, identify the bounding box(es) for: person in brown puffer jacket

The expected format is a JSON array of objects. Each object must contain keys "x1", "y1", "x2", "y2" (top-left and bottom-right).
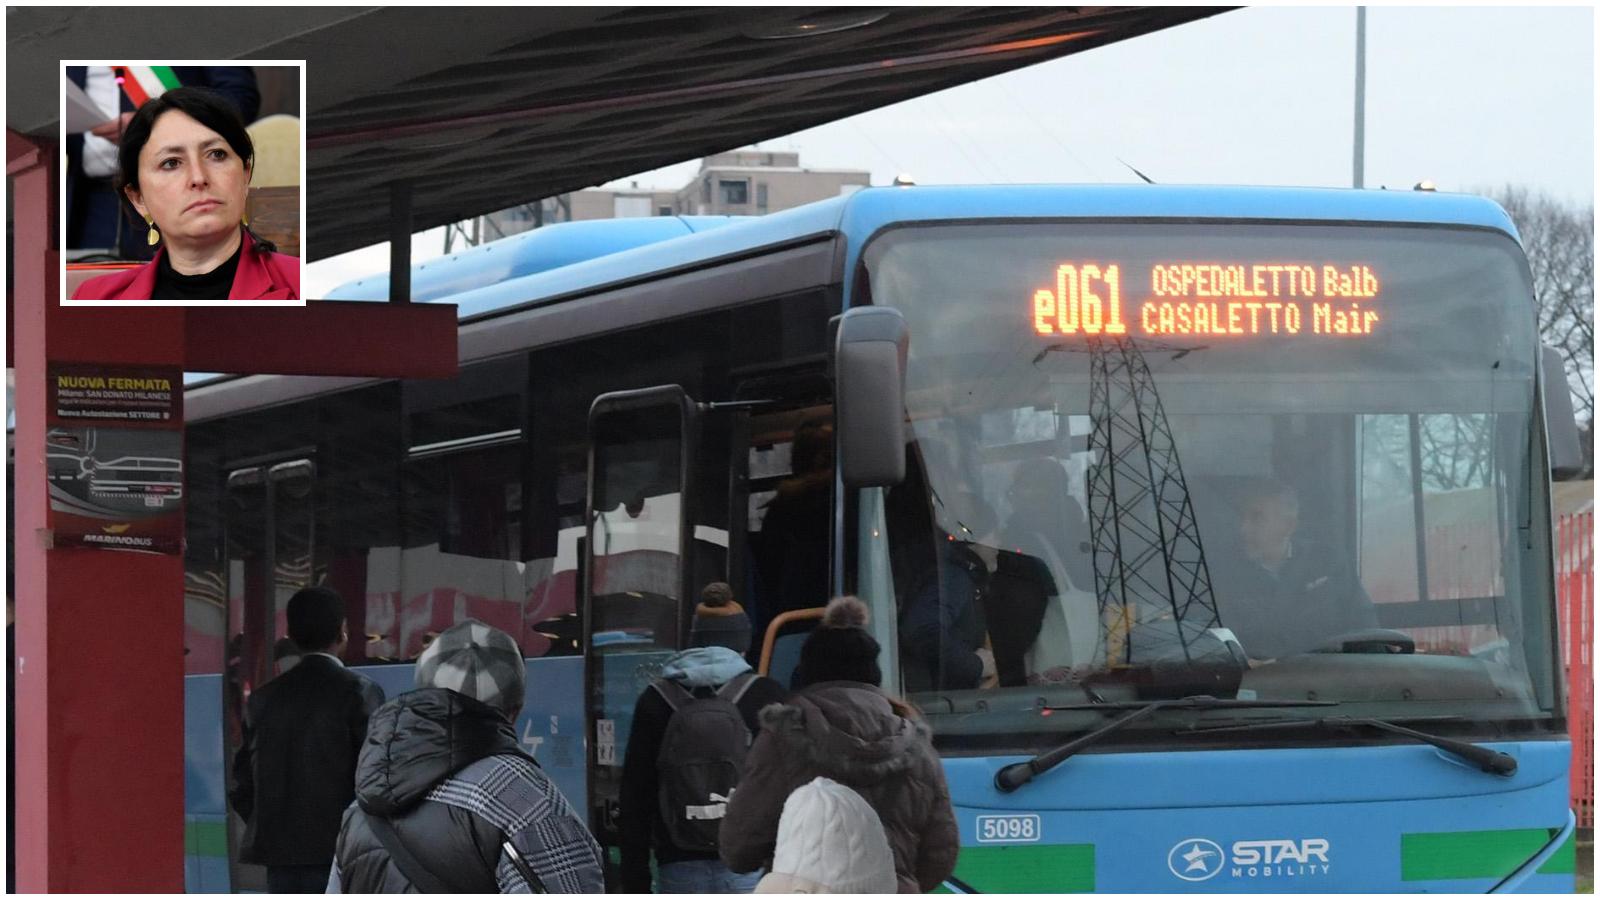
[{"x1": 719, "y1": 597, "x2": 959, "y2": 893}]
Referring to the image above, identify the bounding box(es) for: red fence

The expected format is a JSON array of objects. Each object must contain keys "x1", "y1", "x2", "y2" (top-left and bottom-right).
[{"x1": 1558, "y1": 512, "x2": 1593, "y2": 830}]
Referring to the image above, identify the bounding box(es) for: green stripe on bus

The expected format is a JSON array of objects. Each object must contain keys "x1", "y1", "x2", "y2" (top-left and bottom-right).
[
  {"x1": 186, "y1": 819, "x2": 229, "y2": 858},
  {"x1": 1400, "y1": 828, "x2": 1574, "y2": 881},
  {"x1": 1537, "y1": 832, "x2": 1577, "y2": 875},
  {"x1": 934, "y1": 844, "x2": 1095, "y2": 893}
]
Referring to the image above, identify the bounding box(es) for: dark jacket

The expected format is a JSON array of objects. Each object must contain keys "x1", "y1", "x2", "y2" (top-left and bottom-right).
[
  {"x1": 619, "y1": 648, "x2": 788, "y2": 892},
  {"x1": 1215, "y1": 543, "x2": 1378, "y2": 659},
  {"x1": 720, "y1": 683, "x2": 959, "y2": 893},
  {"x1": 900, "y1": 540, "x2": 988, "y2": 691},
  {"x1": 330, "y1": 688, "x2": 604, "y2": 893},
  {"x1": 229, "y1": 653, "x2": 384, "y2": 867},
  {"x1": 751, "y1": 475, "x2": 833, "y2": 650}
]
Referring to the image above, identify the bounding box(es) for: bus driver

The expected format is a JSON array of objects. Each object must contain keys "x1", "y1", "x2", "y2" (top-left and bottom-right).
[{"x1": 1214, "y1": 479, "x2": 1379, "y2": 661}]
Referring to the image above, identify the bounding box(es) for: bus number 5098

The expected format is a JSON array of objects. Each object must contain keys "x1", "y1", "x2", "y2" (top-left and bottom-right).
[{"x1": 976, "y1": 814, "x2": 1042, "y2": 844}]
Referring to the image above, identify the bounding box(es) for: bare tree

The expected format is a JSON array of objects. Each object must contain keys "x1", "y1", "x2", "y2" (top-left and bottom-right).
[{"x1": 1484, "y1": 185, "x2": 1593, "y2": 475}]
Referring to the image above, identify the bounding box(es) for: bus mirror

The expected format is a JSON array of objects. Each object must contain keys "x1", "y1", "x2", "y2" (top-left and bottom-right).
[
  {"x1": 1542, "y1": 346, "x2": 1584, "y2": 479},
  {"x1": 836, "y1": 307, "x2": 909, "y2": 488}
]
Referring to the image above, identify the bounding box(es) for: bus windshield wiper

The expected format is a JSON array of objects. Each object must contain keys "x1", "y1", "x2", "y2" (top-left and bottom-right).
[
  {"x1": 1182, "y1": 715, "x2": 1517, "y2": 776},
  {"x1": 993, "y1": 695, "x2": 1339, "y2": 793}
]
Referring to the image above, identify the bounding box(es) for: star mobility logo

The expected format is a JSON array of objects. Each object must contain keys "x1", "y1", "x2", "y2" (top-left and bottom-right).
[
  {"x1": 1167, "y1": 837, "x2": 1333, "y2": 882},
  {"x1": 1168, "y1": 838, "x2": 1225, "y2": 881}
]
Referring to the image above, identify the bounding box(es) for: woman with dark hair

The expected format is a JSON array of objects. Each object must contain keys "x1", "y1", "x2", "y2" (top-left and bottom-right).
[{"x1": 71, "y1": 86, "x2": 299, "y2": 300}]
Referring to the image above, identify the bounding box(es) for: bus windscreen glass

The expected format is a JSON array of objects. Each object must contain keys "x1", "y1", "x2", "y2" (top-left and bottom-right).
[{"x1": 862, "y1": 221, "x2": 1553, "y2": 745}]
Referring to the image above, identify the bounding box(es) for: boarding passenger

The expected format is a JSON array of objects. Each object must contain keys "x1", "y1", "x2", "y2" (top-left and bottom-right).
[
  {"x1": 1213, "y1": 479, "x2": 1379, "y2": 659},
  {"x1": 753, "y1": 777, "x2": 899, "y2": 894},
  {"x1": 619, "y1": 583, "x2": 788, "y2": 893},
  {"x1": 229, "y1": 587, "x2": 384, "y2": 893},
  {"x1": 721, "y1": 597, "x2": 960, "y2": 893},
  {"x1": 70, "y1": 86, "x2": 300, "y2": 300},
  {"x1": 328, "y1": 619, "x2": 603, "y2": 893},
  {"x1": 751, "y1": 418, "x2": 834, "y2": 653}
]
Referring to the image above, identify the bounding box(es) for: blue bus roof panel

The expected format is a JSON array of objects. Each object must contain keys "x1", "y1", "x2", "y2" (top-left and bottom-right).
[
  {"x1": 324, "y1": 185, "x2": 1519, "y2": 321},
  {"x1": 443, "y1": 199, "x2": 852, "y2": 319},
  {"x1": 834, "y1": 183, "x2": 1522, "y2": 276},
  {"x1": 323, "y1": 215, "x2": 742, "y2": 303}
]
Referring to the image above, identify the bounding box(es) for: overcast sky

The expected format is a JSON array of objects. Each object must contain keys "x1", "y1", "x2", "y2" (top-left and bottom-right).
[{"x1": 303, "y1": 4, "x2": 1595, "y2": 297}]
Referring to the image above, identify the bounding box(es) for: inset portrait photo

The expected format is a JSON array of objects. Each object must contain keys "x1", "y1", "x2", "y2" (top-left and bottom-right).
[{"x1": 61, "y1": 61, "x2": 306, "y2": 305}]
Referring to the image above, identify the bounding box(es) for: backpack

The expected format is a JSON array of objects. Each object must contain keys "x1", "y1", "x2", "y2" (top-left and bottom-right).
[{"x1": 652, "y1": 672, "x2": 757, "y2": 852}]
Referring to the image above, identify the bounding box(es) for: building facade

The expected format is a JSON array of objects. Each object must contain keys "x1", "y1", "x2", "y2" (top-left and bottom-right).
[{"x1": 476, "y1": 151, "x2": 871, "y2": 240}]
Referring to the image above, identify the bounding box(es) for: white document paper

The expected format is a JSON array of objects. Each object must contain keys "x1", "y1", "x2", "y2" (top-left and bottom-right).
[{"x1": 64, "y1": 78, "x2": 113, "y2": 133}]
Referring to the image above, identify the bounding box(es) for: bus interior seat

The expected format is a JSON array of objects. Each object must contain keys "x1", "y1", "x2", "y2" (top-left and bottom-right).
[
  {"x1": 758, "y1": 607, "x2": 825, "y2": 684},
  {"x1": 767, "y1": 633, "x2": 809, "y2": 689}
]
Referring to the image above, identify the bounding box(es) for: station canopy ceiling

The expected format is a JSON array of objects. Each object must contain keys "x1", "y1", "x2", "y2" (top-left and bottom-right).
[{"x1": 9, "y1": 6, "x2": 1228, "y2": 261}]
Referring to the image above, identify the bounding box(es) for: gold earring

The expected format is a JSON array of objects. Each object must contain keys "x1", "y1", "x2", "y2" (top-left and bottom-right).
[
  {"x1": 145, "y1": 215, "x2": 160, "y2": 247},
  {"x1": 241, "y1": 211, "x2": 250, "y2": 228}
]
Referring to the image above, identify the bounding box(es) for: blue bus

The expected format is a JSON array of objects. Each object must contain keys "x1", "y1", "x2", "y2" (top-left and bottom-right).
[{"x1": 178, "y1": 185, "x2": 1580, "y2": 892}]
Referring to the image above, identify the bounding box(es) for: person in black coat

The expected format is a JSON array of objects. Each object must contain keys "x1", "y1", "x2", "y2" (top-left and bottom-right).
[
  {"x1": 750, "y1": 419, "x2": 834, "y2": 656},
  {"x1": 329, "y1": 619, "x2": 604, "y2": 893},
  {"x1": 65, "y1": 66, "x2": 259, "y2": 260},
  {"x1": 228, "y1": 586, "x2": 384, "y2": 893},
  {"x1": 619, "y1": 584, "x2": 788, "y2": 893}
]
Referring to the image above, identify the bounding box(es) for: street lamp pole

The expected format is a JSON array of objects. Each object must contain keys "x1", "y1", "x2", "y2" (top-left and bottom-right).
[{"x1": 1353, "y1": 6, "x2": 1366, "y2": 189}]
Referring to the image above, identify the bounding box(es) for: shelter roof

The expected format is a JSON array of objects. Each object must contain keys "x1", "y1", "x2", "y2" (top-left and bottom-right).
[{"x1": 8, "y1": 6, "x2": 1227, "y2": 260}]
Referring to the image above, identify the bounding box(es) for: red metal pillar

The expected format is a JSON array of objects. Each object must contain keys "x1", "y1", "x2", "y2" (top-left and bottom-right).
[{"x1": 10, "y1": 131, "x2": 186, "y2": 890}]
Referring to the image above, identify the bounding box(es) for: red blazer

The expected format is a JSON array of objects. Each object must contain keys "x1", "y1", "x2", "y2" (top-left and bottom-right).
[{"x1": 71, "y1": 230, "x2": 300, "y2": 301}]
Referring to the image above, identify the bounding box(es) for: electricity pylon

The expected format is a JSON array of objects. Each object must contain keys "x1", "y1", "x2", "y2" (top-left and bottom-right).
[{"x1": 1083, "y1": 336, "x2": 1222, "y2": 665}]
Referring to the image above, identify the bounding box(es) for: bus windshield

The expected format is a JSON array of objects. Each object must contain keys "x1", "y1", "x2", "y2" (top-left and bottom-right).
[{"x1": 859, "y1": 221, "x2": 1556, "y2": 746}]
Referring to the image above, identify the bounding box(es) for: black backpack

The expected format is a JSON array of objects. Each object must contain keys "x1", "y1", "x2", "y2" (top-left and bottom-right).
[{"x1": 652, "y1": 673, "x2": 757, "y2": 852}]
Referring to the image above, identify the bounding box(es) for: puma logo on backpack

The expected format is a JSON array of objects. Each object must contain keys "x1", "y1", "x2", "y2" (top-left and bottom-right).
[{"x1": 652, "y1": 673, "x2": 756, "y2": 852}]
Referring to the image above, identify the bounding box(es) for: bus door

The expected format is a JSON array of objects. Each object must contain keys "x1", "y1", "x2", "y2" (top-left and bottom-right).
[
  {"x1": 581, "y1": 386, "x2": 697, "y2": 874},
  {"x1": 221, "y1": 455, "x2": 316, "y2": 891}
]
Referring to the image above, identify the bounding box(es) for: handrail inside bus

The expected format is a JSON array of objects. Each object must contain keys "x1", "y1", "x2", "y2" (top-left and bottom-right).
[{"x1": 757, "y1": 607, "x2": 825, "y2": 676}]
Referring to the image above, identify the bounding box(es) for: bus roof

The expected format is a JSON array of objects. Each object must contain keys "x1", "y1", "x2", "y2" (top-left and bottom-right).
[
  {"x1": 168, "y1": 184, "x2": 1524, "y2": 401},
  {"x1": 324, "y1": 215, "x2": 742, "y2": 303},
  {"x1": 329, "y1": 184, "x2": 1520, "y2": 324},
  {"x1": 834, "y1": 183, "x2": 1521, "y2": 282}
]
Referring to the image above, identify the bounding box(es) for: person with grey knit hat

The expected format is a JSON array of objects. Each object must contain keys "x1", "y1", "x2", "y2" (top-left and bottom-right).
[
  {"x1": 620, "y1": 583, "x2": 788, "y2": 893},
  {"x1": 328, "y1": 619, "x2": 603, "y2": 893},
  {"x1": 412, "y1": 618, "x2": 527, "y2": 716}
]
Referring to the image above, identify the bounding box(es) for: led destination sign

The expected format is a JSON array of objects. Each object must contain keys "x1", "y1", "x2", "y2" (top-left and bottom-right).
[{"x1": 1031, "y1": 262, "x2": 1381, "y2": 338}]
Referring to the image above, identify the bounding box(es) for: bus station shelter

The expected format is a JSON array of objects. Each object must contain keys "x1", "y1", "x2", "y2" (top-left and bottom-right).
[{"x1": 6, "y1": 7, "x2": 1222, "y2": 889}]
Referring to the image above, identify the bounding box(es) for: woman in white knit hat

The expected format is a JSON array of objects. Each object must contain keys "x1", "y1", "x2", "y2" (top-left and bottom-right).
[{"x1": 755, "y1": 777, "x2": 899, "y2": 894}]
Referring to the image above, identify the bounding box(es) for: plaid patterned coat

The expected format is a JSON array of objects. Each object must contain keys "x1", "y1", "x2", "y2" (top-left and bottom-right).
[{"x1": 328, "y1": 688, "x2": 603, "y2": 893}]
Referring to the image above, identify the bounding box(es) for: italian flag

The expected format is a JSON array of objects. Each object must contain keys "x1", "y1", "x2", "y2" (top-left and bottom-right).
[{"x1": 114, "y1": 65, "x2": 180, "y2": 107}]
